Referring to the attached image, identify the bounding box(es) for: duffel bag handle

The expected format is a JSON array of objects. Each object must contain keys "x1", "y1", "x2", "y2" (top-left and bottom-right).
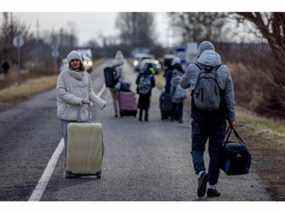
[{"x1": 225, "y1": 126, "x2": 245, "y2": 145}]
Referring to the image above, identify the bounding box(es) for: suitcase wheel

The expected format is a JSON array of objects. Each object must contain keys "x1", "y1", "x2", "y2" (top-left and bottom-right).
[{"x1": 64, "y1": 171, "x2": 80, "y2": 179}]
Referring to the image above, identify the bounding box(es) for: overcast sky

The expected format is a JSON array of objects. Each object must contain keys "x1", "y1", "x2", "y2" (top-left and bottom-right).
[
  {"x1": 0, "y1": 12, "x2": 262, "y2": 47},
  {"x1": 6, "y1": 12, "x2": 170, "y2": 46}
]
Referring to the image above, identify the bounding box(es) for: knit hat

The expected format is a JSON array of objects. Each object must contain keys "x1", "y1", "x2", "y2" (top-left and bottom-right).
[
  {"x1": 198, "y1": 41, "x2": 215, "y2": 56},
  {"x1": 67, "y1": 50, "x2": 83, "y2": 63}
]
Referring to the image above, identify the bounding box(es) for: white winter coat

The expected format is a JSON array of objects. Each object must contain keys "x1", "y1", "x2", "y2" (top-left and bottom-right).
[{"x1": 56, "y1": 51, "x2": 106, "y2": 121}]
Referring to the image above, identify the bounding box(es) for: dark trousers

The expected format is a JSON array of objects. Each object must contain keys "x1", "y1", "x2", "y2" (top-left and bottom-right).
[
  {"x1": 191, "y1": 112, "x2": 227, "y2": 185},
  {"x1": 139, "y1": 108, "x2": 149, "y2": 121},
  {"x1": 171, "y1": 102, "x2": 184, "y2": 121}
]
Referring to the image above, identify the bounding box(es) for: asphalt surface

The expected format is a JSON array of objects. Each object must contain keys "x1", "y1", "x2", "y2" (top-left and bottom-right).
[{"x1": 0, "y1": 60, "x2": 271, "y2": 201}]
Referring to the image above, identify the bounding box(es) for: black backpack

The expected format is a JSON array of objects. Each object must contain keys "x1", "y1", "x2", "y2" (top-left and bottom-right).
[
  {"x1": 104, "y1": 66, "x2": 118, "y2": 88},
  {"x1": 192, "y1": 63, "x2": 223, "y2": 111},
  {"x1": 220, "y1": 127, "x2": 251, "y2": 175},
  {"x1": 138, "y1": 75, "x2": 152, "y2": 95}
]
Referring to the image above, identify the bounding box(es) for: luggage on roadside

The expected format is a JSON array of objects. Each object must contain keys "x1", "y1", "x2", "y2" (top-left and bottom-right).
[
  {"x1": 104, "y1": 66, "x2": 118, "y2": 88},
  {"x1": 66, "y1": 107, "x2": 104, "y2": 179},
  {"x1": 115, "y1": 81, "x2": 131, "y2": 92},
  {"x1": 159, "y1": 91, "x2": 173, "y2": 120},
  {"x1": 220, "y1": 127, "x2": 251, "y2": 176},
  {"x1": 118, "y1": 91, "x2": 137, "y2": 116}
]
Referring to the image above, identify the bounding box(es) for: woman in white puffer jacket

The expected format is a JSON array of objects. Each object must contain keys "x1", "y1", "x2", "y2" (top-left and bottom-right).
[{"x1": 57, "y1": 50, "x2": 106, "y2": 150}]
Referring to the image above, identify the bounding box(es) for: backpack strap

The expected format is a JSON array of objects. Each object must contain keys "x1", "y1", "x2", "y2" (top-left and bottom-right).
[
  {"x1": 192, "y1": 63, "x2": 204, "y2": 92},
  {"x1": 194, "y1": 63, "x2": 202, "y2": 70},
  {"x1": 193, "y1": 63, "x2": 223, "y2": 90},
  {"x1": 213, "y1": 65, "x2": 223, "y2": 91}
]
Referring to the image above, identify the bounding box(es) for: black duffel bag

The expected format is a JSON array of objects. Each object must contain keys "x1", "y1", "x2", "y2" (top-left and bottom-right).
[{"x1": 220, "y1": 127, "x2": 251, "y2": 175}]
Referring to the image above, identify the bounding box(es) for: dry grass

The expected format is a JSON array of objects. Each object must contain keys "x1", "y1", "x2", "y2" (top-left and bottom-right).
[
  {"x1": 236, "y1": 107, "x2": 285, "y2": 200},
  {"x1": 0, "y1": 59, "x2": 104, "y2": 105},
  {"x1": 0, "y1": 75, "x2": 57, "y2": 104},
  {"x1": 238, "y1": 107, "x2": 285, "y2": 136}
]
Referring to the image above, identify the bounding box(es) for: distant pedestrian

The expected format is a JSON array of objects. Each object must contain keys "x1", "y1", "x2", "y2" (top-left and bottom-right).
[
  {"x1": 109, "y1": 50, "x2": 125, "y2": 118},
  {"x1": 170, "y1": 59, "x2": 186, "y2": 123},
  {"x1": 136, "y1": 63, "x2": 156, "y2": 122},
  {"x1": 56, "y1": 50, "x2": 106, "y2": 169},
  {"x1": 1, "y1": 60, "x2": 10, "y2": 75},
  {"x1": 163, "y1": 56, "x2": 175, "y2": 94},
  {"x1": 181, "y1": 41, "x2": 236, "y2": 198}
]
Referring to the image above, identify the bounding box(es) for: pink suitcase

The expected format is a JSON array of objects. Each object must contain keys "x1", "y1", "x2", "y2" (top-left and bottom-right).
[{"x1": 118, "y1": 91, "x2": 137, "y2": 116}]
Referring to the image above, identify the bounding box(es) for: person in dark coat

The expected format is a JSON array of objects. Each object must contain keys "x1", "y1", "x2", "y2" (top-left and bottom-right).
[
  {"x1": 136, "y1": 63, "x2": 156, "y2": 122},
  {"x1": 1, "y1": 61, "x2": 10, "y2": 75}
]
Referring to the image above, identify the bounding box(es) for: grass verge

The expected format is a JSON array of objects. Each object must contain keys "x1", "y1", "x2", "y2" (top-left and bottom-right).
[
  {"x1": 0, "y1": 75, "x2": 57, "y2": 104},
  {"x1": 236, "y1": 107, "x2": 285, "y2": 200},
  {"x1": 0, "y1": 59, "x2": 104, "y2": 105}
]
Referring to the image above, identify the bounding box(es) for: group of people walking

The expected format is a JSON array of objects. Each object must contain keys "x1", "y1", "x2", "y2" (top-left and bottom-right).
[{"x1": 56, "y1": 40, "x2": 236, "y2": 198}]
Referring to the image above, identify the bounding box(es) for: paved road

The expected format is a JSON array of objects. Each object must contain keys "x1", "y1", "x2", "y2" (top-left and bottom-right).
[{"x1": 0, "y1": 60, "x2": 271, "y2": 201}]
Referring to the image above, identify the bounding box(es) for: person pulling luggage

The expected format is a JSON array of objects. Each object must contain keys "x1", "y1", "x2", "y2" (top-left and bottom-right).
[
  {"x1": 136, "y1": 63, "x2": 156, "y2": 122},
  {"x1": 109, "y1": 50, "x2": 125, "y2": 118},
  {"x1": 181, "y1": 41, "x2": 236, "y2": 198},
  {"x1": 56, "y1": 50, "x2": 106, "y2": 178},
  {"x1": 170, "y1": 58, "x2": 186, "y2": 123}
]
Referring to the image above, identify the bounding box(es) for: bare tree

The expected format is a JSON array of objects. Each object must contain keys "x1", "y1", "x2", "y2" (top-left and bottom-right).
[
  {"x1": 237, "y1": 12, "x2": 285, "y2": 112},
  {"x1": 42, "y1": 27, "x2": 78, "y2": 59},
  {"x1": 168, "y1": 12, "x2": 227, "y2": 43},
  {"x1": 0, "y1": 12, "x2": 32, "y2": 63},
  {"x1": 116, "y1": 12, "x2": 155, "y2": 47}
]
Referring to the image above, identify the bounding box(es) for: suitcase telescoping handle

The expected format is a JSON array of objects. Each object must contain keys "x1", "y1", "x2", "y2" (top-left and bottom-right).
[
  {"x1": 77, "y1": 103, "x2": 93, "y2": 122},
  {"x1": 224, "y1": 126, "x2": 245, "y2": 145}
]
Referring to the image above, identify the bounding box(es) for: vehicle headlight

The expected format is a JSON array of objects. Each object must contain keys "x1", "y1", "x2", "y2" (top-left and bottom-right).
[{"x1": 133, "y1": 60, "x2": 138, "y2": 66}]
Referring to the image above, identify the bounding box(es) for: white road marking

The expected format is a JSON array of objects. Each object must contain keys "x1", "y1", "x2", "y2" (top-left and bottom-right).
[
  {"x1": 28, "y1": 84, "x2": 106, "y2": 201},
  {"x1": 28, "y1": 139, "x2": 64, "y2": 201}
]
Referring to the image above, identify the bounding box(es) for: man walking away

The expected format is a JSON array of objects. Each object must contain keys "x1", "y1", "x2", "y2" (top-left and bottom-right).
[{"x1": 181, "y1": 42, "x2": 236, "y2": 198}]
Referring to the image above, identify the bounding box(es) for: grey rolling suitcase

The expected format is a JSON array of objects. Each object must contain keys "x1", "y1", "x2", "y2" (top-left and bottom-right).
[{"x1": 66, "y1": 105, "x2": 104, "y2": 178}]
